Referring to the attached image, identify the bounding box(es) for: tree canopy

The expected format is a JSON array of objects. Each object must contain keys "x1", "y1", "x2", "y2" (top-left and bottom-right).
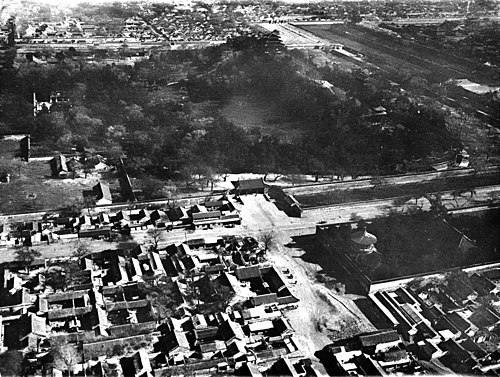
[
  {"x1": 0, "y1": 41, "x2": 460, "y2": 183},
  {"x1": 15, "y1": 247, "x2": 42, "y2": 268}
]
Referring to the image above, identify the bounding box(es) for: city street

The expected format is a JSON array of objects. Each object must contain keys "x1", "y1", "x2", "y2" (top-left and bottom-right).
[{"x1": 2, "y1": 183, "x2": 500, "y2": 263}]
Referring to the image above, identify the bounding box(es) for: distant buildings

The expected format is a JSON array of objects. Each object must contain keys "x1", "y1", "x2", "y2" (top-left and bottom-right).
[{"x1": 33, "y1": 92, "x2": 69, "y2": 116}]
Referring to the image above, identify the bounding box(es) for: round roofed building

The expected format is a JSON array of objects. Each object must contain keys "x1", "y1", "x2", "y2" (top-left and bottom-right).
[{"x1": 351, "y1": 227, "x2": 378, "y2": 255}]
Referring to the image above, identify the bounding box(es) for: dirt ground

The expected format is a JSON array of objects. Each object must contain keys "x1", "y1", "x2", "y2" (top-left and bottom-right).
[
  {"x1": 220, "y1": 95, "x2": 306, "y2": 141},
  {"x1": 0, "y1": 161, "x2": 120, "y2": 215},
  {"x1": 0, "y1": 139, "x2": 20, "y2": 159},
  {"x1": 268, "y1": 240, "x2": 375, "y2": 346},
  {"x1": 233, "y1": 195, "x2": 375, "y2": 362}
]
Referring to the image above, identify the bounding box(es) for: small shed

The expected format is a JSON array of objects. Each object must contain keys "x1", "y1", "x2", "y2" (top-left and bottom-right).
[{"x1": 51, "y1": 154, "x2": 68, "y2": 178}]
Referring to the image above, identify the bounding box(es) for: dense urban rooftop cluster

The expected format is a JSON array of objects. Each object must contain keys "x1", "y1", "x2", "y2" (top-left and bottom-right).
[
  {"x1": 0, "y1": 0, "x2": 499, "y2": 375},
  {"x1": 144, "y1": 8, "x2": 249, "y2": 43},
  {"x1": 10, "y1": 0, "x2": 498, "y2": 48},
  {"x1": 0, "y1": 197, "x2": 241, "y2": 248},
  {"x1": 328, "y1": 329, "x2": 422, "y2": 375},
  {"x1": 364, "y1": 271, "x2": 500, "y2": 375},
  {"x1": 20, "y1": 16, "x2": 162, "y2": 44},
  {"x1": 0, "y1": 233, "x2": 304, "y2": 376},
  {"x1": 381, "y1": 20, "x2": 500, "y2": 66}
]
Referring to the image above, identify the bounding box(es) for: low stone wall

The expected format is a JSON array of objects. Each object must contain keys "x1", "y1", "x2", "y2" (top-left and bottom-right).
[
  {"x1": 292, "y1": 21, "x2": 345, "y2": 25},
  {"x1": 28, "y1": 156, "x2": 53, "y2": 162},
  {"x1": 2, "y1": 134, "x2": 29, "y2": 141},
  {"x1": 368, "y1": 261, "x2": 500, "y2": 294}
]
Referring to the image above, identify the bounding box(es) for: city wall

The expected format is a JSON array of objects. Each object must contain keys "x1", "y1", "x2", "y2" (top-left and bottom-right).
[
  {"x1": 283, "y1": 167, "x2": 498, "y2": 197},
  {"x1": 369, "y1": 261, "x2": 500, "y2": 293},
  {"x1": 316, "y1": 224, "x2": 500, "y2": 294}
]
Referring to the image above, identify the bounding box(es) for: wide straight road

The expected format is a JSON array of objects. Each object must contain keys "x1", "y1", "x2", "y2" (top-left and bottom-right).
[{"x1": 1, "y1": 183, "x2": 499, "y2": 263}]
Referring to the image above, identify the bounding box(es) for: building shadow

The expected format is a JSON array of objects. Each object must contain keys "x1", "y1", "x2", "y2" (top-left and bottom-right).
[{"x1": 286, "y1": 234, "x2": 367, "y2": 295}]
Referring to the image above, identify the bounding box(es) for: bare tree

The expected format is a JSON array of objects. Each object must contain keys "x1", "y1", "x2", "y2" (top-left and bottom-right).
[
  {"x1": 140, "y1": 275, "x2": 183, "y2": 321},
  {"x1": 15, "y1": 247, "x2": 42, "y2": 270},
  {"x1": 259, "y1": 232, "x2": 276, "y2": 252},
  {"x1": 184, "y1": 271, "x2": 201, "y2": 312},
  {"x1": 140, "y1": 176, "x2": 165, "y2": 200},
  {"x1": 82, "y1": 195, "x2": 97, "y2": 216},
  {"x1": 60, "y1": 199, "x2": 84, "y2": 217},
  {"x1": 424, "y1": 192, "x2": 448, "y2": 218},
  {"x1": 50, "y1": 337, "x2": 79, "y2": 377},
  {"x1": 449, "y1": 188, "x2": 477, "y2": 208},
  {"x1": 146, "y1": 228, "x2": 164, "y2": 251},
  {"x1": 73, "y1": 242, "x2": 91, "y2": 260},
  {"x1": 268, "y1": 173, "x2": 283, "y2": 182},
  {"x1": 197, "y1": 164, "x2": 216, "y2": 191},
  {"x1": 83, "y1": 162, "x2": 93, "y2": 179},
  {"x1": 219, "y1": 170, "x2": 231, "y2": 182},
  {"x1": 10, "y1": 221, "x2": 25, "y2": 246},
  {"x1": 211, "y1": 280, "x2": 235, "y2": 312},
  {"x1": 44, "y1": 267, "x2": 67, "y2": 291}
]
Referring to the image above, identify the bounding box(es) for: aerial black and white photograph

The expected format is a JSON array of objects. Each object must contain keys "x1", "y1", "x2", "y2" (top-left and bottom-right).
[{"x1": 0, "y1": 0, "x2": 499, "y2": 375}]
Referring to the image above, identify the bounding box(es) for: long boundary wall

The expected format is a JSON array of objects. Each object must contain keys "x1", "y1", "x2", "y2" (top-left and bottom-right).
[
  {"x1": 316, "y1": 225, "x2": 500, "y2": 294},
  {"x1": 283, "y1": 166, "x2": 500, "y2": 197},
  {"x1": 369, "y1": 261, "x2": 500, "y2": 293}
]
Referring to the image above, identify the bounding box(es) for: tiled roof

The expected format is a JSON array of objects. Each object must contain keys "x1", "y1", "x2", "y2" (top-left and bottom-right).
[
  {"x1": 194, "y1": 326, "x2": 219, "y2": 340},
  {"x1": 359, "y1": 330, "x2": 400, "y2": 348},
  {"x1": 468, "y1": 306, "x2": 500, "y2": 329},
  {"x1": 469, "y1": 273, "x2": 496, "y2": 296},
  {"x1": 447, "y1": 312, "x2": 472, "y2": 333},
  {"x1": 235, "y1": 265, "x2": 261, "y2": 280},
  {"x1": 220, "y1": 319, "x2": 244, "y2": 341},
  {"x1": 232, "y1": 178, "x2": 266, "y2": 190},
  {"x1": 192, "y1": 211, "x2": 221, "y2": 220}
]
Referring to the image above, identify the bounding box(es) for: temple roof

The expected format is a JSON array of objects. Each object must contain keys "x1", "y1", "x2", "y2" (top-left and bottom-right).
[{"x1": 351, "y1": 229, "x2": 377, "y2": 246}]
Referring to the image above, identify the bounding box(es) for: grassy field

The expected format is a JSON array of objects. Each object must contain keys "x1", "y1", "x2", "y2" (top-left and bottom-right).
[
  {"x1": 221, "y1": 95, "x2": 306, "y2": 141},
  {"x1": 0, "y1": 161, "x2": 119, "y2": 215},
  {"x1": 0, "y1": 140, "x2": 21, "y2": 160}
]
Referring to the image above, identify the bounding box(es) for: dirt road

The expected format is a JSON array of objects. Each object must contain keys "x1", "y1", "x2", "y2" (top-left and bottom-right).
[
  {"x1": 2, "y1": 185, "x2": 499, "y2": 263},
  {"x1": 265, "y1": 228, "x2": 375, "y2": 371},
  {"x1": 0, "y1": 195, "x2": 377, "y2": 371}
]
